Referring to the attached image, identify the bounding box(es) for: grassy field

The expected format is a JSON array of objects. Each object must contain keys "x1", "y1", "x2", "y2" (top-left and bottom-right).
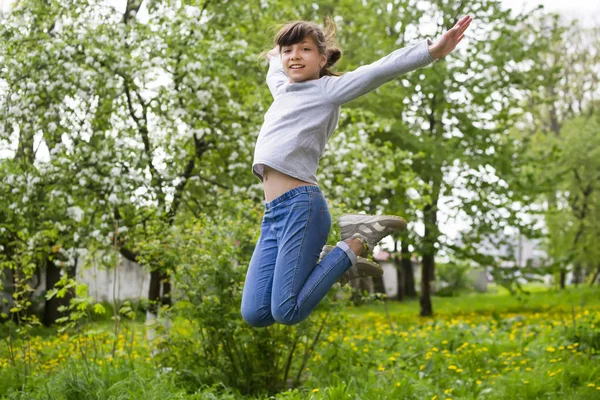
[
  {"x1": 296, "y1": 285, "x2": 600, "y2": 399},
  {"x1": 1, "y1": 285, "x2": 598, "y2": 399}
]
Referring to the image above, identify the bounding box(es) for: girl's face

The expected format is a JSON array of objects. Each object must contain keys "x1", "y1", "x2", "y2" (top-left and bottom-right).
[{"x1": 280, "y1": 35, "x2": 327, "y2": 83}]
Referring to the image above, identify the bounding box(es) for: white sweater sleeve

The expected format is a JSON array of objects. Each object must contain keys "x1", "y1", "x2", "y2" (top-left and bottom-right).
[
  {"x1": 321, "y1": 39, "x2": 435, "y2": 105},
  {"x1": 266, "y1": 55, "x2": 288, "y2": 98}
]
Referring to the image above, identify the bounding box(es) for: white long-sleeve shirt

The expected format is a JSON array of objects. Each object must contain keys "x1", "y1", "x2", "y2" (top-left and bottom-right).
[{"x1": 252, "y1": 39, "x2": 434, "y2": 185}]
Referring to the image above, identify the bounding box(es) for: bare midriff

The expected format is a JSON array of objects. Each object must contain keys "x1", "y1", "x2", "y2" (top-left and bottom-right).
[{"x1": 263, "y1": 165, "x2": 317, "y2": 203}]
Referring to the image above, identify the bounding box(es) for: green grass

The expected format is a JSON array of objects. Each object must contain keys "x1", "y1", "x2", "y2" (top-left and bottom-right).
[
  {"x1": 1, "y1": 285, "x2": 599, "y2": 399},
  {"x1": 349, "y1": 284, "x2": 600, "y2": 317}
]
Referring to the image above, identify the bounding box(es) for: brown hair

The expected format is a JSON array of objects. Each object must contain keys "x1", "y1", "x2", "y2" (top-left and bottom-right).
[{"x1": 272, "y1": 18, "x2": 342, "y2": 78}]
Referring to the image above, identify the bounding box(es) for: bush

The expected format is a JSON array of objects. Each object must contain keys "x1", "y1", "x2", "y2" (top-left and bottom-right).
[
  {"x1": 145, "y1": 198, "x2": 348, "y2": 397},
  {"x1": 435, "y1": 261, "x2": 473, "y2": 297}
]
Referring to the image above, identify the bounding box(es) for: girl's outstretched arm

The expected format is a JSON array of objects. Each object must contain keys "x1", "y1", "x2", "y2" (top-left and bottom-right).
[
  {"x1": 321, "y1": 39, "x2": 435, "y2": 105},
  {"x1": 265, "y1": 45, "x2": 288, "y2": 98},
  {"x1": 322, "y1": 15, "x2": 472, "y2": 106}
]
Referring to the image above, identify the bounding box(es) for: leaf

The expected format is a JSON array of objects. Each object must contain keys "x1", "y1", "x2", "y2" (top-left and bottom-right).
[{"x1": 93, "y1": 303, "x2": 106, "y2": 315}]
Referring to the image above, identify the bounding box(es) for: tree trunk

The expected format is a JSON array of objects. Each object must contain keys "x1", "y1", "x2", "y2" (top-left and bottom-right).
[
  {"x1": 420, "y1": 199, "x2": 438, "y2": 317},
  {"x1": 161, "y1": 271, "x2": 172, "y2": 307},
  {"x1": 43, "y1": 258, "x2": 75, "y2": 327},
  {"x1": 590, "y1": 264, "x2": 600, "y2": 286},
  {"x1": 148, "y1": 270, "x2": 161, "y2": 315},
  {"x1": 148, "y1": 270, "x2": 172, "y2": 315},
  {"x1": 559, "y1": 269, "x2": 566, "y2": 289},
  {"x1": 573, "y1": 264, "x2": 582, "y2": 286},
  {"x1": 394, "y1": 253, "x2": 404, "y2": 301},
  {"x1": 392, "y1": 240, "x2": 404, "y2": 301},
  {"x1": 420, "y1": 253, "x2": 434, "y2": 317},
  {"x1": 401, "y1": 241, "x2": 417, "y2": 298},
  {"x1": 372, "y1": 275, "x2": 386, "y2": 295}
]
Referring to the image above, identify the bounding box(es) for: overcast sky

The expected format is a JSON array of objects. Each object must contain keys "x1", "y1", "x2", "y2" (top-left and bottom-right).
[{"x1": 2, "y1": 0, "x2": 600, "y2": 26}]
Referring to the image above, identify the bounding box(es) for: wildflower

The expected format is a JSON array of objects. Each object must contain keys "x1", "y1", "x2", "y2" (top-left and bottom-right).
[
  {"x1": 587, "y1": 383, "x2": 595, "y2": 388},
  {"x1": 546, "y1": 346, "x2": 556, "y2": 352},
  {"x1": 448, "y1": 365, "x2": 457, "y2": 370},
  {"x1": 312, "y1": 388, "x2": 319, "y2": 393}
]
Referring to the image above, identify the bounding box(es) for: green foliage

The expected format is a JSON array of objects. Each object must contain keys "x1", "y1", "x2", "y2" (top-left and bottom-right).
[
  {"x1": 434, "y1": 261, "x2": 473, "y2": 297},
  {"x1": 141, "y1": 198, "x2": 350, "y2": 396}
]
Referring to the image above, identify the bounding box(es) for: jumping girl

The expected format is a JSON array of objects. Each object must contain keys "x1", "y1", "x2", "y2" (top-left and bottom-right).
[{"x1": 241, "y1": 15, "x2": 472, "y2": 327}]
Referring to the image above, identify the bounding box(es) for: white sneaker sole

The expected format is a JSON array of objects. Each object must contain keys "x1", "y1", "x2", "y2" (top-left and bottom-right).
[{"x1": 319, "y1": 245, "x2": 383, "y2": 286}]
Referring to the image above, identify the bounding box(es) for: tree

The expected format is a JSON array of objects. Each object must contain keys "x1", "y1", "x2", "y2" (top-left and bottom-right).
[
  {"x1": 511, "y1": 15, "x2": 600, "y2": 288},
  {"x1": 311, "y1": 0, "x2": 547, "y2": 315}
]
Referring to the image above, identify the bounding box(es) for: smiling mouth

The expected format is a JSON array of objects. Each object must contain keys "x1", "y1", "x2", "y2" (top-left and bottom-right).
[{"x1": 289, "y1": 65, "x2": 305, "y2": 70}]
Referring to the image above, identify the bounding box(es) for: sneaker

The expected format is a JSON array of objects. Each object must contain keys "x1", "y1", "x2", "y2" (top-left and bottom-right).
[
  {"x1": 338, "y1": 214, "x2": 407, "y2": 252},
  {"x1": 319, "y1": 245, "x2": 383, "y2": 287}
]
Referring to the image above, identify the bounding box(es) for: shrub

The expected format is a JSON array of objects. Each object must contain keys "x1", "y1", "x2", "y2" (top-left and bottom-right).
[
  {"x1": 435, "y1": 261, "x2": 473, "y2": 297},
  {"x1": 146, "y1": 198, "x2": 348, "y2": 397}
]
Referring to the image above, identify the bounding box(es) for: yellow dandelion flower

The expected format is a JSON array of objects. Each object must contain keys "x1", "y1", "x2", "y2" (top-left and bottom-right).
[
  {"x1": 456, "y1": 369, "x2": 463, "y2": 373},
  {"x1": 312, "y1": 388, "x2": 319, "y2": 393},
  {"x1": 448, "y1": 365, "x2": 457, "y2": 370},
  {"x1": 587, "y1": 383, "x2": 595, "y2": 388},
  {"x1": 546, "y1": 346, "x2": 556, "y2": 352}
]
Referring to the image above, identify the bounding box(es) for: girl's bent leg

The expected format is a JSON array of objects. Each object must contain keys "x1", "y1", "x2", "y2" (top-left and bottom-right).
[
  {"x1": 271, "y1": 189, "x2": 354, "y2": 325},
  {"x1": 241, "y1": 216, "x2": 278, "y2": 327}
]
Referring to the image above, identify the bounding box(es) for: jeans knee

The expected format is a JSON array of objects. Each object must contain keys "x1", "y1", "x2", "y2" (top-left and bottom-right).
[
  {"x1": 272, "y1": 306, "x2": 306, "y2": 326},
  {"x1": 241, "y1": 305, "x2": 275, "y2": 328}
]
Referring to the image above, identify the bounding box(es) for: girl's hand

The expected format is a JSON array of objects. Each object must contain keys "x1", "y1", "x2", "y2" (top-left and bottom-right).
[
  {"x1": 267, "y1": 45, "x2": 280, "y2": 61},
  {"x1": 428, "y1": 15, "x2": 472, "y2": 60}
]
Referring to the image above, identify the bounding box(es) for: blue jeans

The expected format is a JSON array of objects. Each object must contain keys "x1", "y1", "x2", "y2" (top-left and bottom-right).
[{"x1": 241, "y1": 186, "x2": 357, "y2": 327}]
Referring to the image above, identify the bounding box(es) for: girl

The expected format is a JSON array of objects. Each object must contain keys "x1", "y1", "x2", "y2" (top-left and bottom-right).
[{"x1": 242, "y1": 16, "x2": 472, "y2": 327}]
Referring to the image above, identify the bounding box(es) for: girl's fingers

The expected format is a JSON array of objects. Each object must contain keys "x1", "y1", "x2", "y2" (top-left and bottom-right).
[{"x1": 455, "y1": 16, "x2": 472, "y2": 31}]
